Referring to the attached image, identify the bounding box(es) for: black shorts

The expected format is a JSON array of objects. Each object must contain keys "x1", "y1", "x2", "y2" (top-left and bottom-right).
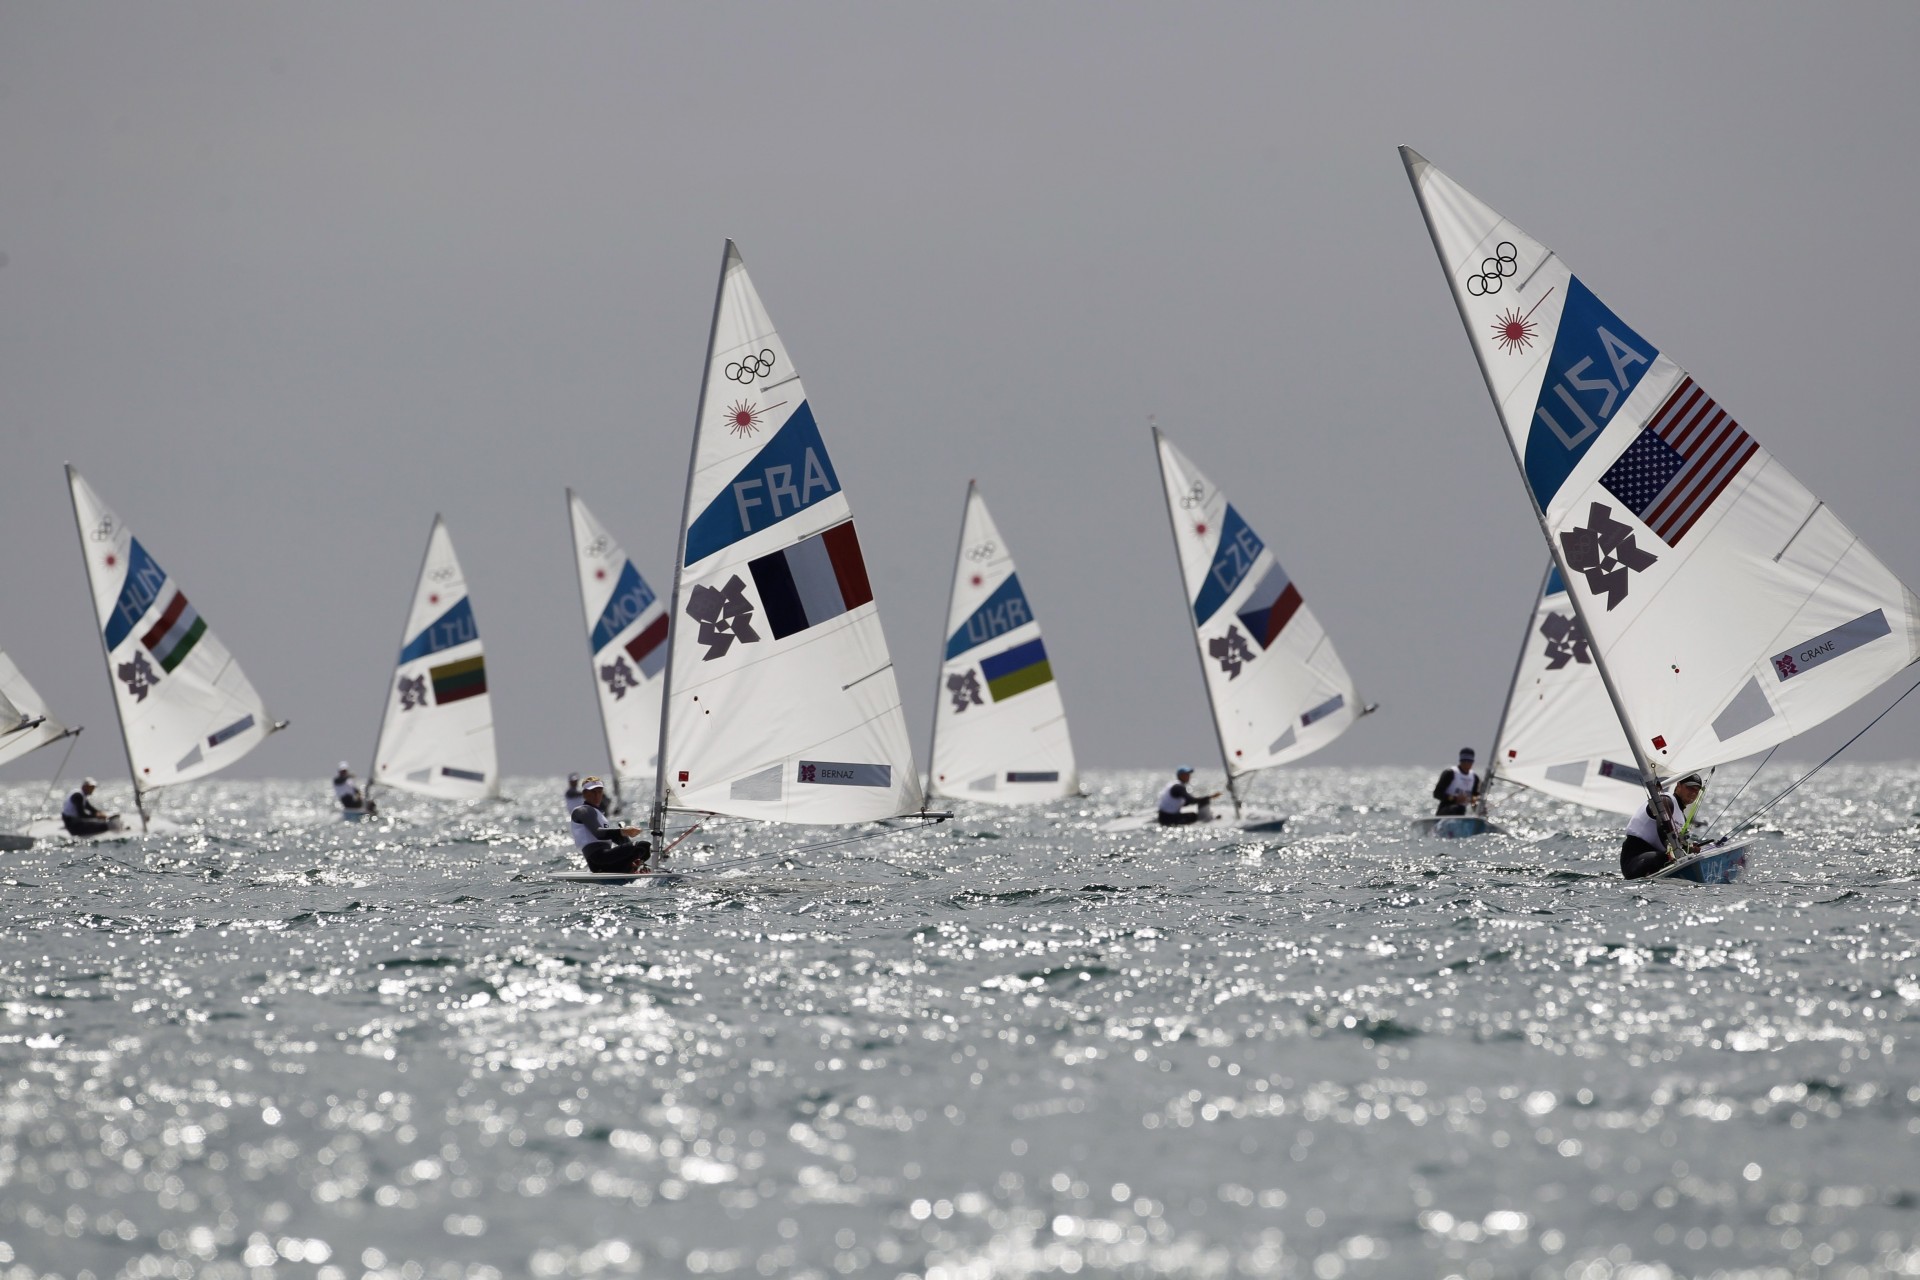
[
  {"x1": 1156, "y1": 810, "x2": 1203, "y2": 826},
  {"x1": 62, "y1": 815, "x2": 113, "y2": 837},
  {"x1": 1620, "y1": 834, "x2": 1670, "y2": 880},
  {"x1": 582, "y1": 840, "x2": 650, "y2": 873}
]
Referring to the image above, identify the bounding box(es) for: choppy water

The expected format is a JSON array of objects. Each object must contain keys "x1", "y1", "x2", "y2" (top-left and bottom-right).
[{"x1": 2, "y1": 766, "x2": 1918, "y2": 1280}]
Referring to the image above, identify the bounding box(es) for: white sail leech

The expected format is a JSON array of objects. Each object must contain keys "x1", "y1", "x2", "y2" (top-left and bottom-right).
[
  {"x1": 370, "y1": 516, "x2": 499, "y2": 800},
  {"x1": 65, "y1": 466, "x2": 282, "y2": 812},
  {"x1": 1404, "y1": 147, "x2": 1920, "y2": 781},
  {"x1": 568, "y1": 491, "x2": 667, "y2": 794},
  {"x1": 929, "y1": 483, "x2": 1080, "y2": 804},
  {"x1": 0, "y1": 653, "x2": 71, "y2": 770},
  {"x1": 1153, "y1": 428, "x2": 1368, "y2": 782},
  {"x1": 1487, "y1": 565, "x2": 1646, "y2": 815},
  {"x1": 656, "y1": 241, "x2": 923, "y2": 825}
]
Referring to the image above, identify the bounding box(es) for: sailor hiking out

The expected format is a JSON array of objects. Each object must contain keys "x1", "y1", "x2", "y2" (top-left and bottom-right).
[
  {"x1": 570, "y1": 777, "x2": 652, "y2": 873},
  {"x1": 61, "y1": 778, "x2": 116, "y2": 837},
  {"x1": 1157, "y1": 766, "x2": 1219, "y2": 826},
  {"x1": 1621, "y1": 773, "x2": 1706, "y2": 880},
  {"x1": 1432, "y1": 748, "x2": 1482, "y2": 816},
  {"x1": 332, "y1": 762, "x2": 374, "y2": 814}
]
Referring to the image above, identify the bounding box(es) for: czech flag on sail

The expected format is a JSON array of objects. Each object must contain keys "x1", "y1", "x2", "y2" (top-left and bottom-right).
[
  {"x1": 141, "y1": 587, "x2": 208, "y2": 673},
  {"x1": 980, "y1": 637, "x2": 1053, "y2": 702},
  {"x1": 1599, "y1": 377, "x2": 1756, "y2": 548},
  {"x1": 748, "y1": 521, "x2": 873, "y2": 641},
  {"x1": 1235, "y1": 562, "x2": 1302, "y2": 651}
]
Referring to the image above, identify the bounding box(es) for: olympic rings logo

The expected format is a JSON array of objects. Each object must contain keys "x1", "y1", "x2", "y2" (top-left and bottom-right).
[
  {"x1": 726, "y1": 350, "x2": 777, "y2": 384},
  {"x1": 964, "y1": 541, "x2": 996, "y2": 563},
  {"x1": 1177, "y1": 482, "x2": 1207, "y2": 510},
  {"x1": 1465, "y1": 242, "x2": 1519, "y2": 296},
  {"x1": 585, "y1": 535, "x2": 612, "y2": 558},
  {"x1": 429, "y1": 565, "x2": 458, "y2": 583}
]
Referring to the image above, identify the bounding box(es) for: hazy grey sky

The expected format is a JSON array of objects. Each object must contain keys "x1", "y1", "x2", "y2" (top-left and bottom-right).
[{"x1": 5, "y1": 3, "x2": 1920, "y2": 787}]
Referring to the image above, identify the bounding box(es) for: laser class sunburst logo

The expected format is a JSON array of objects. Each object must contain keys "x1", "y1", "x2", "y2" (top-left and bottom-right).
[
  {"x1": 1489, "y1": 288, "x2": 1554, "y2": 355},
  {"x1": 724, "y1": 399, "x2": 786, "y2": 438}
]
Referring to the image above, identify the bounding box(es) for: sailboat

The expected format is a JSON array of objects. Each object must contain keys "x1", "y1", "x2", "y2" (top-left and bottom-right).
[
  {"x1": 1124, "y1": 426, "x2": 1375, "y2": 832},
  {"x1": 1403, "y1": 147, "x2": 1920, "y2": 882},
  {"x1": 0, "y1": 652, "x2": 81, "y2": 850},
  {"x1": 368, "y1": 516, "x2": 499, "y2": 805},
  {"x1": 1484, "y1": 563, "x2": 1647, "y2": 817},
  {"x1": 561, "y1": 241, "x2": 940, "y2": 884},
  {"x1": 53, "y1": 465, "x2": 287, "y2": 834},
  {"x1": 566, "y1": 490, "x2": 667, "y2": 810},
  {"x1": 928, "y1": 482, "x2": 1080, "y2": 804}
]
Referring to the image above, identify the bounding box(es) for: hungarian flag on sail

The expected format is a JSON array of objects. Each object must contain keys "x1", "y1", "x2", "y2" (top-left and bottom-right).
[
  {"x1": 1599, "y1": 378, "x2": 1757, "y2": 547},
  {"x1": 141, "y1": 587, "x2": 208, "y2": 673}
]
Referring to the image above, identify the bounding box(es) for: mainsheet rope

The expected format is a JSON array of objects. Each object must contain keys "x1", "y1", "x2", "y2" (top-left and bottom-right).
[{"x1": 1718, "y1": 673, "x2": 1920, "y2": 844}]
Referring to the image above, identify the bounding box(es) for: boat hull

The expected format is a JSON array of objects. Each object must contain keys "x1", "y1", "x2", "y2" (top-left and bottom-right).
[
  {"x1": 1410, "y1": 815, "x2": 1505, "y2": 839},
  {"x1": 1651, "y1": 838, "x2": 1753, "y2": 884},
  {"x1": 0, "y1": 833, "x2": 33, "y2": 852}
]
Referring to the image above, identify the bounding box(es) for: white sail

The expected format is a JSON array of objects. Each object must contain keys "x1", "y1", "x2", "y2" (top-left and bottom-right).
[
  {"x1": 1404, "y1": 148, "x2": 1920, "y2": 779},
  {"x1": 371, "y1": 516, "x2": 499, "y2": 800},
  {"x1": 929, "y1": 483, "x2": 1079, "y2": 803},
  {"x1": 1153, "y1": 428, "x2": 1368, "y2": 780},
  {"x1": 656, "y1": 241, "x2": 921, "y2": 824},
  {"x1": 65, "y1": 466, "x2": 280, "y2": 800},
  {"x1": 567, "y1": 490, "x2": 666, "y2": 790},
  {"x1": 0, "y1": 653, "x2": 71, "y2": 770},
  {"x1": 1487, "y1": 565, "x2": 1645, "y2": 815}
]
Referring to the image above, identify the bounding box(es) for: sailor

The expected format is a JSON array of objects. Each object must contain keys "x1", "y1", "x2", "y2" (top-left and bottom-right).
[
  {"x1": 564, "y1": 772, "x2": 584, "y2": 816},
  {"x1": 1621, "y1": 773, "x2": 1705, "y2": 879},
  {"x1": 1432, "y1": 748, "x2": 1482, "y2": 816},
  {"x1": 60, "y1": 777, "x2": 116, "y2": 837},
  {"x1": 332, "y1": 762, "x2": 374, "y2": 814},
  {"x1": 1157, "y1": 766, "x2": 1219, "y2": 826},
  {"x1": 570, "y1": 776, "x2": 651, "y2": 873}
]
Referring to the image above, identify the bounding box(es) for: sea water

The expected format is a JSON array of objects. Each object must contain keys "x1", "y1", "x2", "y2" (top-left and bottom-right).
[{"x1": 1, "y1": 767, "x2": 1916, "y2": 1279}]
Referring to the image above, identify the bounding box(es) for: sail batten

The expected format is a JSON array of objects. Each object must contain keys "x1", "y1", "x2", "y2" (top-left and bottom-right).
[
  {"x1": 1404, "y1": 148, "x2": 1920, "y2": 780},
  {"x1": 65, "y1": 466, "x2": 280, "y2": 806},
  {"x1": 928, "y1": 483, "x2": 1079, "y2": 804},
  {"x1": 655, "y1": 242, "x2": 921, "y2": 825},
  {"x1": 370, "y1": 517, "x2": 499, "y2": 800},
  {"x1": 568, "y1": 491, "x2": 666, "y2": 795},
  {"x1": 1153, "y1": 429, "x2": 1368, "y2": 780}
]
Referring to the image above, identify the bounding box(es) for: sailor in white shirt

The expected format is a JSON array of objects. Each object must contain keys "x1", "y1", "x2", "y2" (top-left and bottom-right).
[
  {"x1": 1621, "y1": 773, "x2": 1704, "y2": 879},
  {"x1": 61, "y1": 777, "x2": 116, "y2": 836},
  {"x1": 1431, "y1": 748, "x2": 1482, "y2": 816},
  {"x1": 1156, "y1": 766, "x2": 1218, "y2": 826},
  {"x1": 570, "y1": 777, "x2": 651, "y2": 873},
  {"x1": 332, "y1": 762, "x2": 373, "y2": 814}
]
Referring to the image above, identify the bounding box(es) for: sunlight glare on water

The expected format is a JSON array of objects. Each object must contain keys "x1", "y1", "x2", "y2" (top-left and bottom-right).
[{"x1": 1, "y1": 766, "x2": 1918, "y2": 1278}]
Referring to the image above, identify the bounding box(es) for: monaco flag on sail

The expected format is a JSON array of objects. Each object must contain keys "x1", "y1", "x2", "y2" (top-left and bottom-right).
[{"x1": 1403, "y1": 147, "x2": 1920, "y2": 776}]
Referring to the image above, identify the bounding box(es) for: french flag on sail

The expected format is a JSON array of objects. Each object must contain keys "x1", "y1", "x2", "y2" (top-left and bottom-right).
[{"x1": 1598, "y1": 378, "x2": 1757, "y2": 547}]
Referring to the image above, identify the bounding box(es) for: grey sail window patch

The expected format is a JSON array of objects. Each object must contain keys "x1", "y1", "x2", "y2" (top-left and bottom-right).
[{"x1": 1711, "y1": 677, "x2": 1776, "y2": 742}]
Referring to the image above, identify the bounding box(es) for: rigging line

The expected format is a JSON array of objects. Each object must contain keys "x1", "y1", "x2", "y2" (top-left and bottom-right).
[
  {"x1": 1721, "y1": 673, "x2": 1920, "y2": 843},
  {"x1": 40, "y1": 730, "x2": 84, "y2": 813},
  {"x1": 1704, "y1": 745, "x2": 1778, "y2": 834}
]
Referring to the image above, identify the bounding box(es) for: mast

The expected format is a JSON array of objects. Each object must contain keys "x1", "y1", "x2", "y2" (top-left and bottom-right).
[
  {"x1": 367, "y1": 514, "x2": 441, "y2": 808},
  {"x1": 925, "y1": 481, "x2": 976, "y2": 803},
  {"x1": 65, "y1": 464, "x2": 148, "y2": 832},
  {"x1": 1151, "y1": 424, "x2": 1242, "y2": 820},
  {"x1": 652, "y1": 240, "x2": 734, "y2": 843},
  {"x1": 1401, "y1": 149, "x2": 1669, "y2": 836},
  {"x1": 566, "y1": 489, "x2": 623, "y2": 813},
  {"x1": 1483, "y1": 559, "x2": 1555, "y2": 802}
]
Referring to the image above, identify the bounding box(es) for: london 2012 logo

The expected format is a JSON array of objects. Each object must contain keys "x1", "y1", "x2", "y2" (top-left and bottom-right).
[
  {"x1": 726, "y1": 349, "x2": 777, "y2": 385},
  {"x1": 1465, "y1": 241, "x2": 1518, "y2": 296}
]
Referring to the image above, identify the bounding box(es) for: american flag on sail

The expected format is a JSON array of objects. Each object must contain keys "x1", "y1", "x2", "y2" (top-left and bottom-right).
[{"x1": 1598, "y1": 378, "x2": 1758, "y2": 547}]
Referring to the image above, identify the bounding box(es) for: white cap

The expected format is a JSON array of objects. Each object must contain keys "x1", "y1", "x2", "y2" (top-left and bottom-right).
[
  {"x1": 337, "y1": 761, "x2": 352, "y2": 772},
  {"x1": 82, "y1": 776, "x2": 98, "y2": 787}
]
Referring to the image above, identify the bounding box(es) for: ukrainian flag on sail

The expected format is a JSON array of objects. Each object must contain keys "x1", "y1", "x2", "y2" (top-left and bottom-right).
[{"x1": 980, "y1": 637, "x2": 1052, "y2": 702}]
